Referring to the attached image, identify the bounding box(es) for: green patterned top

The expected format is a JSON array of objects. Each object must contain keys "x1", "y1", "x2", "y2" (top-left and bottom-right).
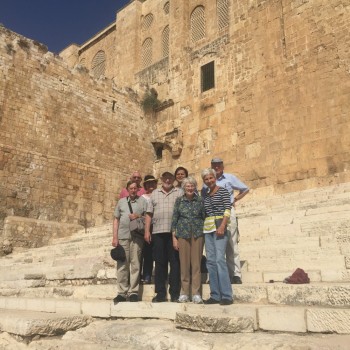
[{"x1": 171, "y1": 194, "x2": 205, "y2": 239}]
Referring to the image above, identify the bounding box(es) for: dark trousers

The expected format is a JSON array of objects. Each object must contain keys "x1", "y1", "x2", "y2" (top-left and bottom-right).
[
  {"x1": 141, "y1": 240, "x2": 153, "y2": 280},
  {"x1": 152, "y1": 232, "x2": 180, "y2": 298}
]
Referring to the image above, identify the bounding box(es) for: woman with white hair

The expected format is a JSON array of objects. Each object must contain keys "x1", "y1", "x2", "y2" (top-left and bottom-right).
[
  {"x1": 171, "y1": 176, "x2": 205, "y2": 304},
  {"x1": 201, "y1": 168, "x2": 233, "y2": 305}
]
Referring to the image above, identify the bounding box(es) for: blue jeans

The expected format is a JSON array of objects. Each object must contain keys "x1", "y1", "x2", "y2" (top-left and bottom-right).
[{"x1": 205, "y1": 231, "x2": 233, "y2": 301}]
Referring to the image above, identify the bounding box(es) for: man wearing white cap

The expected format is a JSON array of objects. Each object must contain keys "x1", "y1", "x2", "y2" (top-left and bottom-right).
[{"x1": 203, "y1": 158, "x2": 249, "y2": 284}]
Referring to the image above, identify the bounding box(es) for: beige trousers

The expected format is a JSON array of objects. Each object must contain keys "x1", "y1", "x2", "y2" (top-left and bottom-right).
[
  {"x1": 178, "y1": 235, "x2": 204, "y2": 296},
  {"x1": 117, "y1": 235, "x2": 144, "y2": 296}
]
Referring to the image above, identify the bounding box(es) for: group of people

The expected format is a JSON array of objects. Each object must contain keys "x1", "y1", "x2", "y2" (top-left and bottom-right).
[{"x1": 112, "y1": 158, "x2": 249, "y2": 305}]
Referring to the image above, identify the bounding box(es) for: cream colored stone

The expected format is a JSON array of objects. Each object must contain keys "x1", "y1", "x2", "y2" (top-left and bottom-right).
[
  {"x1": 175, "y1": 311, "x2": 254, "y2": 333},
  {"x1": 0, "y1": 309, "x2": 92, "y2": 337},
  {"x1": 267, "y1": 284, "x2": 350, "y2": 307},
  {"x1": 307, "y1": 308, "x2": 350, "y2": 334},
  {"x1": 81, "y1": 300, "x2": 111, "y2": 318},
  {"x1": 258, "y1": 306, "x2": 307, "y2": 333},
  {"x1": 110, "y1": 301, "x2": 181, "y2": 320}
]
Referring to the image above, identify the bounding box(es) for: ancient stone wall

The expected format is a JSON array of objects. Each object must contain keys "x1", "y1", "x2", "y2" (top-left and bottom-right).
[
  {"x1": 60, "y1": 0, "x2": 350, "y2": 195},
  {"x1": 0, "y1": 27, "x2": 154, "y2": 246},
  {"x1": 137, "y1": 0, "x2": 350, "y2": 194}
]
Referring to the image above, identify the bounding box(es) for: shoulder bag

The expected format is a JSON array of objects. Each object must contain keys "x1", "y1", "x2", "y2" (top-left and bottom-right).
[{"x1": 128, "y1": 198, "x2": 145, "y2": 238}]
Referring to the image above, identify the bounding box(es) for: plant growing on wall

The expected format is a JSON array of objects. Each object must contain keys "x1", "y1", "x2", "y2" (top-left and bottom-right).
[{"x1": 141, "y1": 88, "x2": 160, "y2": 113}]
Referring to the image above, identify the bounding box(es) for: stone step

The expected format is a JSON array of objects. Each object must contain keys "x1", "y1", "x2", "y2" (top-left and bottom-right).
[
  {"x1": 246, "y1": 257, "x2": 346, "y2": 273},
  {"x1": 1, "y1": 282, "x2": 349, "y2": 308},
  {"x1": 240, "y1": 247, "x2": 341, "y2": 259},
  {"x1": 239, "y1": 235, "x2": 323, "y2": 246},
  {"x1": 0, "y1": 256, "x2": 107, "y2": 281},
  {"x1": 175, "y1": 304, "x2": 350, "y2": 334},
  {"x1": 239, "y1": 183, "x2": 350, "y2": 211},
  {"x1": 0, "y1": 309, "x2": 92, "y2": 337},
  {"x1": 0, "y1": 297, "x2": 349, "y2": 334},
  {"x1": 244, "y1": 268, "x2": 350, "y2": 283}
]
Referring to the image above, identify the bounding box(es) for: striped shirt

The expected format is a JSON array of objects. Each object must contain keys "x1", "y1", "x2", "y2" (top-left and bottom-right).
[
  {"x1": 146, "y1": 187, "x2": 182, "y2": 234},
  {"x1": 203, "y1": 186, "x2": 231, "y2": 233}
]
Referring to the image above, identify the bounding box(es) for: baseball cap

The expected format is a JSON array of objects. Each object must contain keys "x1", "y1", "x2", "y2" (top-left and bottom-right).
[{"x1": 211, "y1": 157, "x2": 224, "y2": 163}]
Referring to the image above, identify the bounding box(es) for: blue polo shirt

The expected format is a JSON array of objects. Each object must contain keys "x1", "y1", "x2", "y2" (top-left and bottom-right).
[{"x1": 201, "y1": 173, "x2": 249, "y2": 204}]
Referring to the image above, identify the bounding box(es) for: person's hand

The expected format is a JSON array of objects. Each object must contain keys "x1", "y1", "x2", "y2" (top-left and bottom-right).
[
  {"x1": 216, "y1": 224, "x2": 225, "y2": 236},
  {"x1": 144, "y1": 231, "x2": 151, "y2": 244},
  {"x1": 112, "y1": 237, "x2": 119, "y2": 247},
  {"x1": 173, "y1": 236, "x2": 179, "y2": 250},
  {"x1": 129, "y1": 213, "x2": 139, "y2": 220}
]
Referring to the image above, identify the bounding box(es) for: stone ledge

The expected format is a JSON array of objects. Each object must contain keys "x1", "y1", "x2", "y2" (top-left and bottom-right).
[
  {"x1": 1, "y1": 297, "x2": 350, "y2": 334},
  {"x1": 175, "y1": 311, "x2": 254, "y2": 333},
  {"x1": 0, "y1": 309, "x2": 92, "y2": 337},
  {"x1": 307, "y1": 308, "x2": 350, "y2": 334}
]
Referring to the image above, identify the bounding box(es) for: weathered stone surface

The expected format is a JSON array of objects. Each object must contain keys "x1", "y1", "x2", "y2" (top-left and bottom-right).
[
  {"x1": 258, "y1": 306, "x2": 307, "y2": 333},
  {"x1": 307, "y1": 308, "x2": 350, "y2": 334},
  {"x1": 233, "y1": 285, "x2": 268, "y2": 304},
  {"x1": 2, "y1": 319, "x2": 350, "y2": 350},
  {"x1": 3, "y1": 216, "x2": 83, "y2": 250},
  {"x1": 267, "y1": 284, "x2": 350, "y2": 307},
  {"x1": 175, "y1": 311, "x2": 254, "y2": 333},
  {"x1": 81, "y1": 300, "x2": 111, "y2": 318},
  {"x1": 0, "y1": 309, "x2": 92, "y2": 337},
  {"x1": 110, "y1": 301, "x2": 180, "y2": 320}
]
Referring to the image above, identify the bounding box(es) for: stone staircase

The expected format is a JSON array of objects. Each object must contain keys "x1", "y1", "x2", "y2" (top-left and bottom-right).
[{"x1": 0, "y1": 182, "x2": 349, "y2": 337}]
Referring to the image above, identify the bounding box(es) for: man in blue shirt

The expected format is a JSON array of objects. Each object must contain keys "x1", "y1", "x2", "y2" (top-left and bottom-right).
[{"x1": 202, "y1": 158, "x2": 249, "y2": 284}]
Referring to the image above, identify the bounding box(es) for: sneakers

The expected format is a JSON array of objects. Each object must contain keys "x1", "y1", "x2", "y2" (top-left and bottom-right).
[
  {"x1": 113, "y1": 294, "x2": 127, "y2": 304},
  {"x1": 177, "y1": 295, "x2": 189, "y2": 303},
  {"x1": 231, "y1": 276, "x2": 242, "y2": 284},
  {"x1": 192, "y1": 295, "x2": 204, "y2": 304},
  {"x1": 220, "y1": 298, "x2": 233, "y2": 305},
  {"x1": 129, "y1": 294, "x2": 139, "y2": 302}
]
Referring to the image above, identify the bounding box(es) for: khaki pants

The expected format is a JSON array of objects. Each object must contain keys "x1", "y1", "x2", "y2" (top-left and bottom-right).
[
  {"x1": 178, "y1": 235, "x2": 204, "y2": 296},
  {"x1": 117, "y1": 235, "x2": 144, "y2": 296},
  {"x1": 226, "y1": 210, "x2": 241, "y2": 279}
]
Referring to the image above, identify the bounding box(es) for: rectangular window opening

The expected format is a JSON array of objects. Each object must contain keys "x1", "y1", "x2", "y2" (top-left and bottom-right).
[{"x1": 201, "y1": 61, "x2": 215, "y2": 92}]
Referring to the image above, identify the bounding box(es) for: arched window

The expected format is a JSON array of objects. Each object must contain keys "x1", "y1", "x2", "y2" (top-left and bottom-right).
[
  {"x1": 190, "y1": 6, "x2": 206, "y2": 43},
  {"x1": 142, "y1": 13, "x2": 154, "y2": 31},
  {"x1": 217, "y1": 0, "x2": 229, "y2": 30},
  {"x1": 91, "y1": 50, "x2": 106, "y2": 78},
  {"x1": 163, "y1": 2, "x2": 170, "y2": 14},
  {"x1": 142, "y1": 38, "x2": 153, "y2": 68},
  {"x1": 162, "y1": 26, "x2": 170, "y2": 58},
  {"x1": 79, "y1": 58, "x2": 86, "y2": 67}
]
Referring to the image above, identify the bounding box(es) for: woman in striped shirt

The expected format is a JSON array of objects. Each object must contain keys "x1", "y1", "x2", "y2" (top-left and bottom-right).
[{"x1": 201, "y1": 168, "x2": 233, "y2": 305}]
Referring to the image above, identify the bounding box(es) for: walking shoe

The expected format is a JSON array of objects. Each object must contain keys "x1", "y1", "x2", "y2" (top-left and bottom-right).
[
  {"x1": 177, "y1": 294, "x2": 189, "y2": 303},
  {"x1": 192, "y1": 295, "x2": 204, "y2": 304},
  {"x1": 220, "y1": 298, "x2": 233, "y2": 305},
  {"x1": 231, "y1": 276, "x2": 242, "y2": 284},
  {"x1": 203, "y1": 297, "x2": 220, "y2": 304},
  {"x1": 142, "y1": 277, "x2": 151, "y2": 284},
  {"x1": 129, "y1": 294, "x2": 139, "y2": 302},
  {"x1": 152, "y1": 295, "x2": 167, "y2": 303},
  {"x1": 113, "y1": 294, "x2": 127, "y2": 304},
  {"x1": 171, "y1": 294, "x2": 180, "y2": 302}
]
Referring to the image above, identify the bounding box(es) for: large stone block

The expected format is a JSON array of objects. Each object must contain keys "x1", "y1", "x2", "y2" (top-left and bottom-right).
[
  {"x1": 258, "y1": 306, "x2": 307, "y2": 333},
  {"x1": 0, "y1": 309, "x2": 92, "y2": 337},
  {"x1": 267, "y1": 284, "x2": 350, "y2": 307},
  {"x1": 175, "y1": 311, "x2": 254, "y2": 333},
  {"x1": 307, "y1": 308, "x2": 350, "y2": 334},
  {"x1": 81, "y1": 300, "x2": 111, "y2": 318},
  {"x1": 3, "y1": 216, "x2": 83, "y2": 249},
  {"x1": 110, "y1": 301, "x2": 181, "y2": 320}
]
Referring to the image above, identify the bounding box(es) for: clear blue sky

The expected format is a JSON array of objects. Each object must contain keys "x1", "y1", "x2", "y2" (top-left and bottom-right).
[{"x1": 0, "y1": 0, "x2": 130, "y2": 53}]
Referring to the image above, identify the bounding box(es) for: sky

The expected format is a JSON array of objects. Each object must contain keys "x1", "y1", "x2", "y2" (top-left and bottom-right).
[{"x1": 0, "y1": 0, "x2": 130, "y2": 53}]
